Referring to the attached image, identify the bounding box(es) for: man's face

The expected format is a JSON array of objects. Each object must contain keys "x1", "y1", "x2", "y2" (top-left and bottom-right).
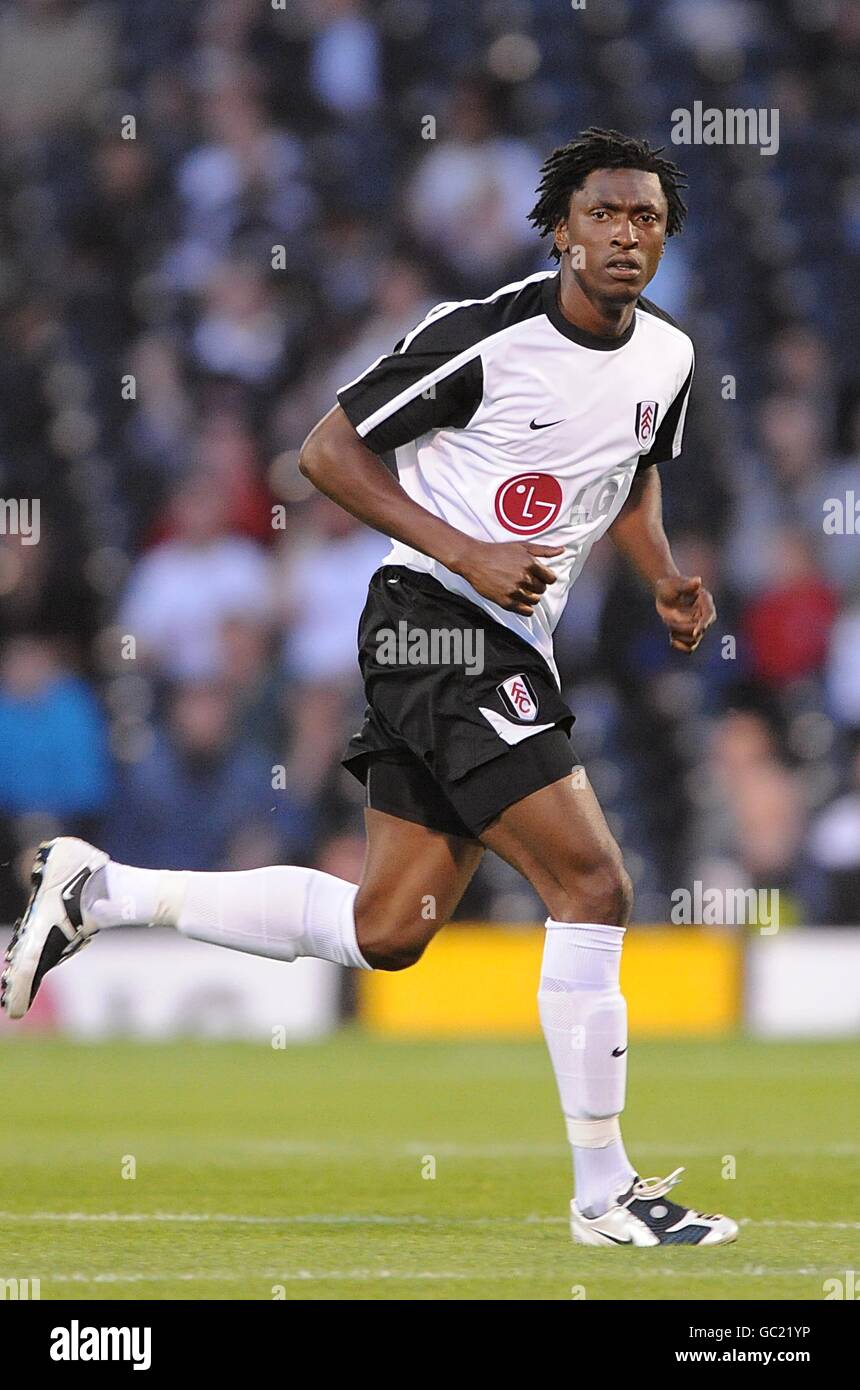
[{"x1": 554, "y1": 167, "x2": 668, "y2": 303}]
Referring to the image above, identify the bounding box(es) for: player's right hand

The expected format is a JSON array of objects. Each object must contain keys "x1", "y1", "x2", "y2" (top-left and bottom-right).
[{"x1": 452, "y1": 540, "x2": 564, "y2": 616}]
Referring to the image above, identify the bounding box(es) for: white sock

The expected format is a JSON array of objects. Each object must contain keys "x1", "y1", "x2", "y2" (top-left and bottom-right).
[
  {"x1": 538, "y1": 918, "x2": 636, "y2": 1217},
  {"x1": 82, "y1": 862, "x2": 370, "y2": 970}
]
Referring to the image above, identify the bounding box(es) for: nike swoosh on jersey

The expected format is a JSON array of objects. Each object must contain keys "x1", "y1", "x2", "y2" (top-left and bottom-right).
[
  {"x1": 612, "y1": 1045, "x2": 628, "y2": 1057},
  {"x1": 529, "y1": 417, "x2": 565, "y2": 430}
]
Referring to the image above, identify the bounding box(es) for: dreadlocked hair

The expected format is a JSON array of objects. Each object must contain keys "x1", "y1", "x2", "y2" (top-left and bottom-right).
[{"x1": 529, "y1": 127, "x2": 688, "y2": 260}]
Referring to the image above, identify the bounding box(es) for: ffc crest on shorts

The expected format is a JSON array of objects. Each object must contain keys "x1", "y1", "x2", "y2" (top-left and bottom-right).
[
  {"x1": 497, "y1": 673, "x2": 539, "y2": 722},
  {"x1": 635, "y1": 400, "x2": 659, "y2": 448}
]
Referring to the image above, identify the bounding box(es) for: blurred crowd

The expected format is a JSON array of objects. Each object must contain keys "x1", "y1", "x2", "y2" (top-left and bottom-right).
[{"x1": 0, "y1": 0, "x2": 858, "y2": 925}]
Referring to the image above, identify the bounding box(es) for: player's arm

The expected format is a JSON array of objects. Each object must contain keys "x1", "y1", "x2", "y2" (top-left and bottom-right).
[
  {"x1": 299, "y1": 405, "x2": 562, "y2": 617},
  {"x1": 607, "y1": 466, "x2": 716, "y2": 653}
]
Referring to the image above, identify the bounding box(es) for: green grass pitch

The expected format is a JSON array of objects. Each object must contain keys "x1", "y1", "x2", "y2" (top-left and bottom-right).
[{"x1": 0, "y1": 1033, "x2": 856, "y2": 1300}]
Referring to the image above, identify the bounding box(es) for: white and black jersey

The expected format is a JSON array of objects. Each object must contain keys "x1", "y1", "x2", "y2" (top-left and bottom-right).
[{"x1": 337, "y1": 269, "x2": 694, "y2": 682}]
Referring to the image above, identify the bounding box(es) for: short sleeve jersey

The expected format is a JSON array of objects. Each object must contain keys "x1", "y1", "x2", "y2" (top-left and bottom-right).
[{"x1": 337, "y1": 270, "x2": 694, "y2": 682}]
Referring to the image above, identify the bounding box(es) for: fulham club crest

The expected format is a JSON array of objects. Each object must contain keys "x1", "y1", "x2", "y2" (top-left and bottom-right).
[
  {"x1": 635, "y1": 400, "x2": 659, "y2": 449},
  {"x1": 498, "y1": 673, "x2": 539, "y2": 722}
]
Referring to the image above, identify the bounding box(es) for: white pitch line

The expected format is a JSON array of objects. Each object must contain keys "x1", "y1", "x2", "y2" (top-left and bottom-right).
[
  {"x1": 237, "y1": 1140, "x2": 860, "y2": 1158},
  {"x1": 0, "y1": 1211, "x2": 530, "y2": 1227},
  {"x1": 1, "y1": 1211, "x2": 857, "y2": 1230},
  {"x1": 5, "y1": 1211, "x2": 558, "y2": 1227},
  {"x1": 2, "y1": 1139, "x2": 857, "y2": 1161},
  {"x1": 739, "y1": 1218, "x2": 860, "y2": 1230},
  {"x1": 47, "y1": 1270, "x2": 518, "y2": 1284},
  {"x1": 630, "y1": 1143, "x2": 860, "y2": 1157},
  {"x1": 39, "y1": 1266, "x2": 846, "y2": 1285}
]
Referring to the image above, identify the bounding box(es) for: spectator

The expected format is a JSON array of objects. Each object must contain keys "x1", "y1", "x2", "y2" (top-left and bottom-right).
[
  {"x1": 166, "y1": 76, "x2": 315, "y2": 292},
  {"x1": 0, "y1": 636, "x2": 109, "y2": 818},
  {"x1": 119, "y1": 472, "x2": 273, "y2": 681},
  {"x1": 308, "y1": 0, "x2": 381, "y2": 118},
  {"x1": 0, "y1": 0, "x2": 116, "y2": 141},
  {"x1": 144, "y1": 410, "x2": 276, "y2": 547},
  {"x1": 808, "y1": 744, "x2": 860, "y2": 924},
  {"x1": 101, "y1": 680, "x2": 278, "y2": 870},
  {"x1": 694, "y1": 710, "x2": 806, "y2": 894},
  {"x1": 741, "y1": 530, "x2": 839, "y2": 688},
  {"x1": 404, "y1": 78, "x2": 541, "y2": 291},
  {"x1": 825, "y1": 595, "x2": 860, "y2": 732},
  {"x1": 276, "y1": 496, "x2": 388, "y2": 798},
  {"x1": 190, "y1": 260, "x2": 300, "y2": 389}
]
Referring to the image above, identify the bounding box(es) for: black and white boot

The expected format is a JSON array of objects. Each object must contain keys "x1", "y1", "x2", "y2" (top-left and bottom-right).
[
  {"x1": 1, "y1": 838, "x2": 108, "y2": 1020},
  {"x1": 570, "y1": 1167, "x2": 739, "y2": 1247}
]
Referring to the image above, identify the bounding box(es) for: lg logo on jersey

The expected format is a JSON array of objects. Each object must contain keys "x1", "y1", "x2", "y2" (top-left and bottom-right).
[
  {"x1": 494, "y1": 471, "x2": 629, "y2": 534},
  {"x1": 494, "y1": 472, "x2": 563, "y2": 535},
  {"x1": 568, "y1": 475, "x2": 624, "y2": 525}
]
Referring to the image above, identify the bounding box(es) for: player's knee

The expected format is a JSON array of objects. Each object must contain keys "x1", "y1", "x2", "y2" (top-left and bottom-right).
[
  {"x1": 363, "y1": 939, "x2": 426, "y2": 971},
  {"x1": 551, "y1": 853, "x2": 633, "y2": 927},
  {"x1": 354, "y1": 900, "x2": 431, "y2": 972},
  {"x1": 580, "y1": 856, "x2": 633, "y2": 926},
  {"x1": 358, "y1": 929, "x2": 428, "y2": 972}
]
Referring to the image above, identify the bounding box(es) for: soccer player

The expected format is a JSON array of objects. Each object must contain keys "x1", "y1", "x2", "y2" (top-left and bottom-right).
[{"x1": 4, "y1": 129, "x2": 737, "y2": 1247}]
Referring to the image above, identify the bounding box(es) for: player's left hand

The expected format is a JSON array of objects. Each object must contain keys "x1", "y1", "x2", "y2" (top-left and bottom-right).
[{"x1": 654, "y1": 574, "x2": 716, "y2": 653}]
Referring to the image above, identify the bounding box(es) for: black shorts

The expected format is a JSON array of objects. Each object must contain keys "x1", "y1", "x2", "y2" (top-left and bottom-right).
[{"x1": 342, "y1": 566, "x2": 578, "y2": 840}]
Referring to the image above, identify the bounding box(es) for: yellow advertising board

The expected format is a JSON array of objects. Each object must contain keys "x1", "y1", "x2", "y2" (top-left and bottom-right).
[{"x1": 360, "y1": 925, "x2": 741, "y2": 1037}]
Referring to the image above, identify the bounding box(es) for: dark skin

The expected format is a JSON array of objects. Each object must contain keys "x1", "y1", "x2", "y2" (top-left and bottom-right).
[
  {"x1": 299, "y1": 164, "x2": 715, "y2": 964},
  {"x1": 554, "y1": 165, "x2": 667, "y2": 333}
]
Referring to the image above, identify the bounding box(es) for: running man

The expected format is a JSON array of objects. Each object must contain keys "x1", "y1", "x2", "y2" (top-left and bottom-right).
[{"x1": 3, "y1": 129, "x2": 737, "y2": 1247}]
